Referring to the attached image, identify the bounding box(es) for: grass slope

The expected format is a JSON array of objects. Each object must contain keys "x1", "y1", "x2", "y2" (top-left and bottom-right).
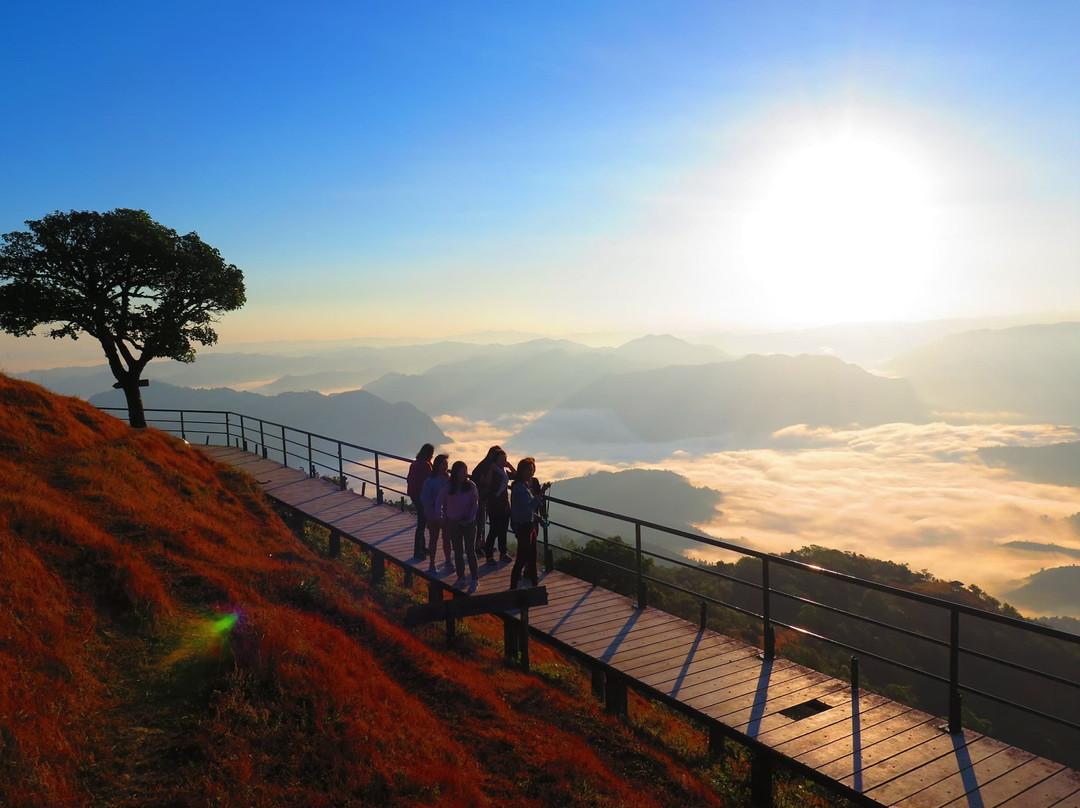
[{"x1": 0, "y1": 374, "x2": 739, "y2": 808}]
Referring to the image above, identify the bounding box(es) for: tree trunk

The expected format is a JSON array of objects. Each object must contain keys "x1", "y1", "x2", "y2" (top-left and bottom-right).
[{"x1": 121, "y1": 380, "x2": 148, "y2": 429}]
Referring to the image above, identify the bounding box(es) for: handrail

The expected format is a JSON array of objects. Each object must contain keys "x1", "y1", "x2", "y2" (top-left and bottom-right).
[{"x1": 97, "y1": 404, "x2": 1080, "y2": 755}]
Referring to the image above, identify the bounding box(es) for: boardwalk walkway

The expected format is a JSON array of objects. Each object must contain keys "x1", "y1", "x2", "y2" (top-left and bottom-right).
[{"x1": 204, "y1": 444, "x2": 1080, "y2": 808}]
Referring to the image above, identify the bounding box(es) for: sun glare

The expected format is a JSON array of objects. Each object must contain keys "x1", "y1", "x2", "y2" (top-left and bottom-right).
[{"x1": 738, "y1": 129, "x2": 942, "y2": 325}]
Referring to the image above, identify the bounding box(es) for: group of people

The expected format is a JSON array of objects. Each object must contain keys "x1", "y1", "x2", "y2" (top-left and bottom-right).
[{"x1": 406, "y1": 443, "x2": 551, "y2": 591}]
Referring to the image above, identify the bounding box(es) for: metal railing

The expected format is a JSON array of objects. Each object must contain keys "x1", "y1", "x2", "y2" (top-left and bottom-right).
[
  {"x1": 102, "y1": 405, "x2": 1080, "y2": 762},
  {"x1": 96, "y1": 406, "x2": 412, "y2": 505},
  {"x1": 540, "y1": 493, "x2": 1080, "y2": 765}
]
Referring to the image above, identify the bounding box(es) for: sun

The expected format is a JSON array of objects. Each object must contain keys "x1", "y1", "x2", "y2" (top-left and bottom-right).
[{"x1": 737, "y1": 128, "x2": 942, "y2": 325}]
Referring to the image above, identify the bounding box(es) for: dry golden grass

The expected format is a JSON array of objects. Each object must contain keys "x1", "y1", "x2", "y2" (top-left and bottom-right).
[{"x1": 0, "y1": 375, "x2": 734, "y2": 807}]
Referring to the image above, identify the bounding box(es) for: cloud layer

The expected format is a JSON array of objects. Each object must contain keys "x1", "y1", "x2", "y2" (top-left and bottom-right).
[{"x1": 437, "y1": 415, "x2": 1080, "y2": 612}]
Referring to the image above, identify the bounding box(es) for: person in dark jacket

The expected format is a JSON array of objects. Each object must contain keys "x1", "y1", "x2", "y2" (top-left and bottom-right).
[
  {"x1": 407, "y1": 443, "x2": 434, "y2": 558},
  {"x1": 480, "y1": 448, "x2": 515, "y2": 563},
  {"x1": 509, "y1": 457, "x2": 550, "y2": 590}
]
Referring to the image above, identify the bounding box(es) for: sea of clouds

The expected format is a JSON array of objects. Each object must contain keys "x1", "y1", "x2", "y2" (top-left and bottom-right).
[{"x1": 436, "y1": 414, "x2": 1080, "y2": 607}]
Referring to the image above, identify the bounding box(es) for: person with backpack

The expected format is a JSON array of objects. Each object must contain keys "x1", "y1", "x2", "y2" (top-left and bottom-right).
[
  {"x1": 471, "y1": 445, "x2": 511, "y2": 560},
  {"x1": 481, "y1": 448, "x2": 515, "y2": 563}
]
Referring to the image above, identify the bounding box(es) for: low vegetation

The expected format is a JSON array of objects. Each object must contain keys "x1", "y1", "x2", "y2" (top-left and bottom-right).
[{"x1": 1, "y1": 374, "x2": 857, "y2": 807}]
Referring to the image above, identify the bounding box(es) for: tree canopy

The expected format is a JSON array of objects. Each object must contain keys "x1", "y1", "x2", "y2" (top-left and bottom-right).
[{"x1": 0, "y1": 208, "x2": 245, "y2": 427}]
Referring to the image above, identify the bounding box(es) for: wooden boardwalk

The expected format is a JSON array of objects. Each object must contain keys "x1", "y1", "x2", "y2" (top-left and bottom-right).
[{"x1": 204, "y1": 445, "x2": 1080, "y2": 808}]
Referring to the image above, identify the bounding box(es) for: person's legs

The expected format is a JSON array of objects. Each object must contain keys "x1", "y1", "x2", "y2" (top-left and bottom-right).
[
  {"x1": 493, "y1": 509, "x2": 511, "y2": 558},
  {"x1": 426, "y1": 519, "x2": 444, "y2": 568},
  {"x1": 412, "y1": 496, "x2": 427, "y2": 557},
  {"x1": 447, "y1": 520, "x2": 466, "y2": 579},
  {"x1": 462, "y1": 521, "x2": 478, "y2": 579},
  {"x1": 509, "y1": 521, "x2": 530, "y2": 588},
  {"x1": 524, "y1": 525, "x2": 538, "y2": 585},
  {"x1": 474, "y1": 501, "x2": 488, "y2": 558}
]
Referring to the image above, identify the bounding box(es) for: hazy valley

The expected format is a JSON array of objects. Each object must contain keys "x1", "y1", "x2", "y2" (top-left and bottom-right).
[{"x1": 13, "y1": 319, "x2": 1080, "y2": 619}]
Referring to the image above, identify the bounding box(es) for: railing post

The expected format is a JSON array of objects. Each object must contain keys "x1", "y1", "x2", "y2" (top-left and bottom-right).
[
  {"x1": 179, "y1": 410, "x2": 186, "y2": 441},
  {"x1": 374, "y1": 452, "x2": 384, "y2": 504},
  {"x1": 224, "y1": 412, "x2": 231, "y2": 446},
  {"x1": 337, "y1": 441, "x2": 345, "y2": 490},
  {"x1": 281, "y1": 424, "x2": 287, "y2": 464},
  {"x1": 700, "y1": 600, "x2": 707, "y2": 631},
  {"x1": 761, "y1": 558, "x2": 775, "y2": 661},
  {"x1": 307, "y1": 433, "x2": 314, "y2": 477},
  {"x1": 949, "y1": 607, "x2": 962, "y2": 734},
  {"x1": 851, "y1": 656, "x2": 859, "y2": 691},
  {"x1": 259, "y1": 420, "x2": 265, "y2": 457},
  {"x1": 635, "y1": 522, "x2": 646, "y2": 609},
  {"x1": 542, "y1": 519, "x2": 552, "y2": 571},
  {"x1": 240, "y1": 414, "x2": 247, "y2": 452}
]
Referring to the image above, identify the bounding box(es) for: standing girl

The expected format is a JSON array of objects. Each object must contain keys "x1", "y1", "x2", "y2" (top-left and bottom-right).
[
  {"x1": 438, "y1": 460, "x2": 480, "y2": 587},
  {"x1": 421, "y1": 454, "x2": 450, "y2": 571},
  {"x1": 509, "y1": 457, "x2": 550, "y2": 590}
]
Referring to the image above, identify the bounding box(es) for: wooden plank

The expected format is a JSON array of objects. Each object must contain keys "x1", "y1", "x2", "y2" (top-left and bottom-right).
[
  {"x1": 679, "y1": 661, "x2": 807, "y2": 714},
  {"x1": 937, "y1": 755, "x2": 1064, "y2": 808},
  {"x1": 799, "y1": 709, "x2": 939, "y2": 777},
  {"x1": 895, "y1": 746, "x2": 1039, "y2": 808},
  {"x1": 611, "y1": 632, "x2": 744, "y2": 676},
  {"x1": 726, "y1": 679, "x2": 850, "y2": 734},
  {"x1": 865, "y1": 734, "x2": 1009, "y2": 806},
  {"x1": 637, "y1": 647, "x2": 768, "y2": 696},
  {"x1": 766, "y1": 696, "x2": 905, "y2": 756},
  {"x1": 610, "y1": 636, "x2": 746, "y2": 683},
  {"x1": 833, "y1": 727, "x2": 980, "y2": 794},
  {"x1": 545, "y1": 603, "x2": 650, "y2": 641},
  {"x1": 530, "y1": 591, "x2": 633, "y2": 630}
]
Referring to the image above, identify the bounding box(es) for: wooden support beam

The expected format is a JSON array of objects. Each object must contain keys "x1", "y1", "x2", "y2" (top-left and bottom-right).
[
  {"x1": 328, "y1": 529, "x2": 341, "y2": 559},
  {"x1": 371, "y1": 552, "x2": 385, "y2": 583},
  {"x1": 503, "y1": 615, "x2": 518, "y2": 662},
  {"x1": 404, "y1": 586, "x2": 548, "y2": 627},
  {"x1": 591, "y1": 668, "x2": 605, "y2": 700},
  {"x1": 605, "y1": 671, "x2": 628, "y2": 716},
  {"x1": 709, "y1": 723, "x2": 727, "y2": 761},
  {"x1": 750, "y1": 752, "x2": 773, "y2": 808},
  {"x1": 520, "y1": 605, "x2": 531, "y2": 672}
]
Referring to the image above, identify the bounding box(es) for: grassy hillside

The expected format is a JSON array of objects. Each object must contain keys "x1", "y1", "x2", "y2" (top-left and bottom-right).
[{"x1": 1, "y1": 373, "x2": 757, "y2": 807}]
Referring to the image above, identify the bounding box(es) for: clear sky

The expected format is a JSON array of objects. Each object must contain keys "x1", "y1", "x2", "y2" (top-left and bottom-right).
[{"x1": 2, "y1": 0, "x2": 1078, "y2": 348}]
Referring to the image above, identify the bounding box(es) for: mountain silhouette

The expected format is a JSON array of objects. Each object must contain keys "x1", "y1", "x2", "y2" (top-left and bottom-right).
[
  {"x1": 361, "y1": 336, "x2": 730, "y2": 418},
  {"x1": 521, "y1": 353, "x2": 928, "y2": 444},
  {"x1": 978, "y1": 441, "x2": 1080, "y2": 488},
  {"x1": 1004, "y1": 566, "x2": 1080, "y2": 618},
  {"x1": 548, "y1": 468, "x2": 723, "y2": 556},
  {"x1": 886, "y1": 322, "x2": 1080, "y2": 423},
  {"x1": 88, "y1": 382, "x2": 446, "y2": 457}
]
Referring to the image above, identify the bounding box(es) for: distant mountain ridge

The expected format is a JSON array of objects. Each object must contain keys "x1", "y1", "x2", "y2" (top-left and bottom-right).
[
  {"x1": 1004, "y1": 566, "x2": 1080, "y2": 617},
  {"x1": 364, "y1": 335, "x2": 728, "y2": 418},
  {"x1": 978, "y1": 441, "x2": 1080, "y2": 488},
  {"x1": 518, "y1": 353, "x2": 928, "y2": 445},
  {"x1": 88, "y1": 383, "x2": 447, "y2": 457},
  {"x1": 886, "y1": 322, "x2": 1080, "y2": 424}
]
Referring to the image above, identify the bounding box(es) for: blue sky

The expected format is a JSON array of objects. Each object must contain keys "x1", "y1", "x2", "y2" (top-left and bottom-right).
[{"x1": 2, "y1": 0, "x2": 1078, "y2": 349}]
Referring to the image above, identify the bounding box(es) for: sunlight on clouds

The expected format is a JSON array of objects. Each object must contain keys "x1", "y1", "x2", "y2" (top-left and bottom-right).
[
  {"x1": 443, "y1": 414, "x2": 1080, "y2": 605},
  {"x1": 668, "y1": 423, "x2": 1080, "y2": 599}
]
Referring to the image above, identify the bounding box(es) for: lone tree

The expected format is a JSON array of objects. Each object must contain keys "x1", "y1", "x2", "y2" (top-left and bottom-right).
[{"x1": 0, "y1": 208, "x2": 245, "y2": 428}]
